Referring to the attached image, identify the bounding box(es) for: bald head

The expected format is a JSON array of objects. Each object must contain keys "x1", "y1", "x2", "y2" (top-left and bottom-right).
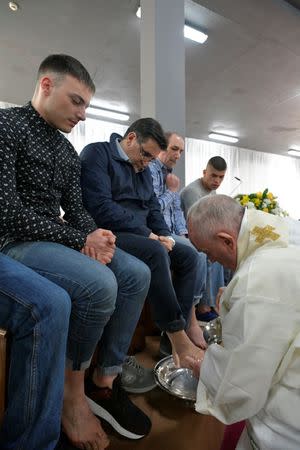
[{"x1": 188, "y1": 195, "x2": 245, "y2": 270}]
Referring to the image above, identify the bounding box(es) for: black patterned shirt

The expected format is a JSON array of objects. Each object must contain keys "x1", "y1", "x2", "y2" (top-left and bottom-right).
[{"x1": 0, "y1": 102, "x2": 97, "y2": 250}]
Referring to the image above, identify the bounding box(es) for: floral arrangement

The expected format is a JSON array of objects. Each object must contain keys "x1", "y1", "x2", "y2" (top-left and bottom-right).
[{"x1": 235, "y1": 188, "x2": 288, "y2": 217}]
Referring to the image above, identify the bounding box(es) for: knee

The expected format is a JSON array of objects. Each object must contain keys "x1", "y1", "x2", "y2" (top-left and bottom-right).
[
  {"x1": 197, "y1": 252, "x2": 208, "y2": 271},
  {"x1": 41, "y1": 285, "x2": 72, "y2": 326},
  {"x1": 90, "y1": 267, "x2": 118, "y2": 315},
  {"x1": 187, "y1": 245, "x2": 199, "y2": 264},
  {"x1": 127, "y1": 258, "x2": 151, "y2": 291},
  {"x1": 149, "y1": 239, "x2": 169, "y2": 259}
]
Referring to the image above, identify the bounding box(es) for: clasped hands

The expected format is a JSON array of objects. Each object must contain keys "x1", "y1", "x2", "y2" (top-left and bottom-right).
[
  {"x1": 149, "y1": 232, "x2": 174, "y2": 252},
  {"x1": 81, "y1": 228, "x2": 116, "y2": 264}
]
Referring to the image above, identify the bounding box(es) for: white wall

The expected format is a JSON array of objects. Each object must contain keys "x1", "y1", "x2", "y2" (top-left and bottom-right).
[{"x1": 185, "y1": 138, "x2": 300, "y2": 219}]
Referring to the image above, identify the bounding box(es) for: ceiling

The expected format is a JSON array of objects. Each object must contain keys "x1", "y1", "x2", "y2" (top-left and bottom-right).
[{"x1": 0, "y1": 0, "x2": 299, "y2": 157}]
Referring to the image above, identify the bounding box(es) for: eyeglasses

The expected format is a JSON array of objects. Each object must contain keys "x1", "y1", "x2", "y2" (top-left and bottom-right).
[{"x1": 139, "y1": 144, "x2": 156, "y2": 161}]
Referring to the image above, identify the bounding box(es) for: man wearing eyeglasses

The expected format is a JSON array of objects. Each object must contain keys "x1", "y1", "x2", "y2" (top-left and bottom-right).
[{"x1": 80, "y1": 118, "x2": 205, "y2": 369}]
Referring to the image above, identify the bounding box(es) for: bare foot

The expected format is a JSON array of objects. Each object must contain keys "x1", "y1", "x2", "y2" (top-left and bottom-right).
[
  {"x1": 187, "y1": 307, "x2": 207, "y2": 349},
  {"x1": 187, "y1": 324, "x2": 207, "y2": 349},
  {"x1": 174, "y1": 342, "x2": 205, "y2": 370},
  {"x1": 167, "y1": 330, "x2": 205, "y2": 370},
  {"x1": 62, "y1": 395, "x2": 109, "y2": 449},
  {"x1": 185, "y1": 355, "x2": 202, "y2": 378}
]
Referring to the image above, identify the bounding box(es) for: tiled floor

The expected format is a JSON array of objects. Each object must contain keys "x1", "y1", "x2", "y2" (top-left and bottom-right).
[{"x1": 107, "y1": 336, "x2": 225, "y2": 450}]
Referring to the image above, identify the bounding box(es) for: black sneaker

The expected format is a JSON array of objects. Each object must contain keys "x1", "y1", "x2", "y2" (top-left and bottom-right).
[{"x1": 85, "y1": 374, "x2": 151, "y2": 440}]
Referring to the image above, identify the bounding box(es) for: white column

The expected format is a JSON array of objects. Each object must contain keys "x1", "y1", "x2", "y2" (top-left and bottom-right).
[{"x1": 140, "y1": 0, "x2": 186, "y2": 183}]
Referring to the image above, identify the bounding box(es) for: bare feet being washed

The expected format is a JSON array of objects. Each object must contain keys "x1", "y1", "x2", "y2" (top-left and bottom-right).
[
  {"x1": 187, "y1": 324, "x2": 207, "y2": 349},
  {"x1": 187, "y1": 308, "x2": 207, "y2": 349}
]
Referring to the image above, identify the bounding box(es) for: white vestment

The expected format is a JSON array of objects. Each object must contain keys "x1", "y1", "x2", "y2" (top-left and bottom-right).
[{"x1": 195, "y1": 209, "x2": 300, "y2": 449}]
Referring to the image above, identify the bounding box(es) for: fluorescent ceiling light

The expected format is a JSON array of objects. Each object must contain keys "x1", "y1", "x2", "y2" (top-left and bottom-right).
[
  {"x1": 136, "y1": 7, "x2": 207, "y2": 44},
  {"x1": 208, "y1": 132, "x2": 239, "y2": 144},
  {"x1": 184, "y1": 25, "x2": 207, "y2": 44},
  {"x1": 214, "y1": 129, "x2": 238, "y2": 137},
  {"x1": 288, "y1": 149, "x2": 300, "y2": 157},
  {"x1": 8, "y1": 2, "x2": 19, "y2": 12},
  {"x1": 87, "y1": 106, "x2": 129, "y2": 122}
]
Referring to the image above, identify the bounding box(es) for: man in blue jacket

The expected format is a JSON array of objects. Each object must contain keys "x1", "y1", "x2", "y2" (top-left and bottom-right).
[{"x1": 80, "y1": 118, "x2": 205, "y2": 367}]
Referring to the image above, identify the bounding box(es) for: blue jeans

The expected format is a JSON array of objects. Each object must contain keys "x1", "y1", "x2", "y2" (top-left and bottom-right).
[
  {"x1": 201, "y1": 260, "x2": 224, "y2": 307},
  {"x1": 172, "y1": 235, "x2": 224, "y2": 307},
  {"x1": 0, "y1": 253, "x2": 71, "y2": 450},
  {"x1": 172, "y1": 235, "x2": 207, "y2": 305},
  {"x1": 114, "y1": 233, "x2": 199, "y2": 332},
  {"x1": 2, "y1": 242, "x2": 150, "y2": 375}
]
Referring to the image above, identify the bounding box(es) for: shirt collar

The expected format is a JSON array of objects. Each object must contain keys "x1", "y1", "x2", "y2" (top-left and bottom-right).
[
  {"x1": 157, "y1": 158, "x2": 172, "y2": 174},
  {"x1": 115, "y1": 138, "x2": 129, "y2": 161},
  {"x1": 24, "y1": 102, "x2": 57, "y2": 135},
  {"x1": 236, "y1": 208, "x2": 248, "y2": 267},
  {"x1": 236, "y1": 208, "x2": 289, "y2": 268}
]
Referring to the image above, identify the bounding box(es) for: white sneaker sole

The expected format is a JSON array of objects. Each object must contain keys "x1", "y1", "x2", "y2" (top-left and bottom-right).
[
  {"x1": 86, "y1": 395, "x2": 147, "y2": 440},
  {"x1": 122, "y1": 383, "x2": 157, "y2": 394}
]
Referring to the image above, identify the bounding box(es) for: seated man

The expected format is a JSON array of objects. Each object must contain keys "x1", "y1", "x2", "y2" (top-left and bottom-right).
[
  {"x1": 148, "y1": 131, "x2": 214, "y2": 335},
  {"x1": 188, "y1": 194, "x2": 300, "y2": 450},
  {"x1": 180, "y1": 156, "x2": 226, "y2": 321},
  {"x1": 0, "y1": 254, "x2": 71, "y2": 450},
  {"x1": 0, "y1": 54, "x2": 151, "y2": 449},
  {"x1": 80, "y1": 119, "x2": 204, "y2": 367}
]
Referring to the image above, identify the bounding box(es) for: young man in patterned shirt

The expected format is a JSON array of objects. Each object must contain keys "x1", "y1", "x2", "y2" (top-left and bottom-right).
[{"x1": 0, "y1": 54, "x2": 152, "y2": 449}]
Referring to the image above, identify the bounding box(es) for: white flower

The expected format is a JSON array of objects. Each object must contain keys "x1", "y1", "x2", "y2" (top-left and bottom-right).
[{"x1": 246, "y1": 201, "x2": 255, "y2": 209}]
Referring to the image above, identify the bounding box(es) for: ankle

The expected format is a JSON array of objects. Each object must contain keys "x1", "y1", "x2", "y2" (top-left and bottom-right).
[
  {"x1": 64, "y1": 368, "x2": 86, "y2": 401},
  {"x1": 92, "y1": 370, "x2": 117, "y2": 389},
  {"x1": 197, "y1": 305, "x2": 211, "y2": 313},
  {"x1": 167, "y1": 330, "x2": 193, "y2": 353}
]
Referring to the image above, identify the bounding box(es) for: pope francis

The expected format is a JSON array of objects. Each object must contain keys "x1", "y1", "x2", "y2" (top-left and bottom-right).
[{"x1": 187, "y1": 194, "x2": 300, "y2": 450}]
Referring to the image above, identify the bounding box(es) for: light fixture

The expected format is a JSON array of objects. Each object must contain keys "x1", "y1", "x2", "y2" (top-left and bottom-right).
[
  {"x1": 288, "y1": 148, "x2": 300, "y2": 157},
  {"x1": 208, "y1": 132, "x2": 239, "y2": 144},
  {"x1": 214, "y1": 129, "x2": 238, "y2": 137},
  {"x1": 86, "y1": 106, "x2": 129, "y2": 122},
  {"x1": 184, "y1": 25, "x2": 208, "y2": 44},
  {"x1": 136, "y1": 6, "x2": 208, "y2": 44},
  {"x1": 8, "y1": 1, "x2": 19, "y2": 11}
]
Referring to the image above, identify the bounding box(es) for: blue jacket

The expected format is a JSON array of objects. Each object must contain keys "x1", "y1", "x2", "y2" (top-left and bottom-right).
[{"x1": 80, "y1": 133, "x2": 171, "y2": 236}]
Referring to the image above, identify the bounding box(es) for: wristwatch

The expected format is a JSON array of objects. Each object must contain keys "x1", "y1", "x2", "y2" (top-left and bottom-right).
[{"x1": 165, "y1": 236, "x2": 176, "y2": 247}]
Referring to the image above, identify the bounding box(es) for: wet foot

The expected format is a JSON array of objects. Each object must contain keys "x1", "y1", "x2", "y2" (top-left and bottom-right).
[{"x1": 187, "y1": 324, "x2": 207, "y2": 349}]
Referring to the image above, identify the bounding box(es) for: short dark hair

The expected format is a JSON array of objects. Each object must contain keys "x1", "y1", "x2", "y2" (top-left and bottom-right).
[
  {"x1": 123, "y1": 118, "x2": 167, "y2": 150},
  {"x1": 207, "y1": 156, "x2": 227, "y2": 171},
  {"x1": 38, "y1": 54, "x2": 95, "y2": 93}
]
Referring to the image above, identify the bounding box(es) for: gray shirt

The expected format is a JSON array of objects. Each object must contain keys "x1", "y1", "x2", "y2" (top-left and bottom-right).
[{"x1": 180, "y1": 178, "x2": 216, "y2": 218}]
